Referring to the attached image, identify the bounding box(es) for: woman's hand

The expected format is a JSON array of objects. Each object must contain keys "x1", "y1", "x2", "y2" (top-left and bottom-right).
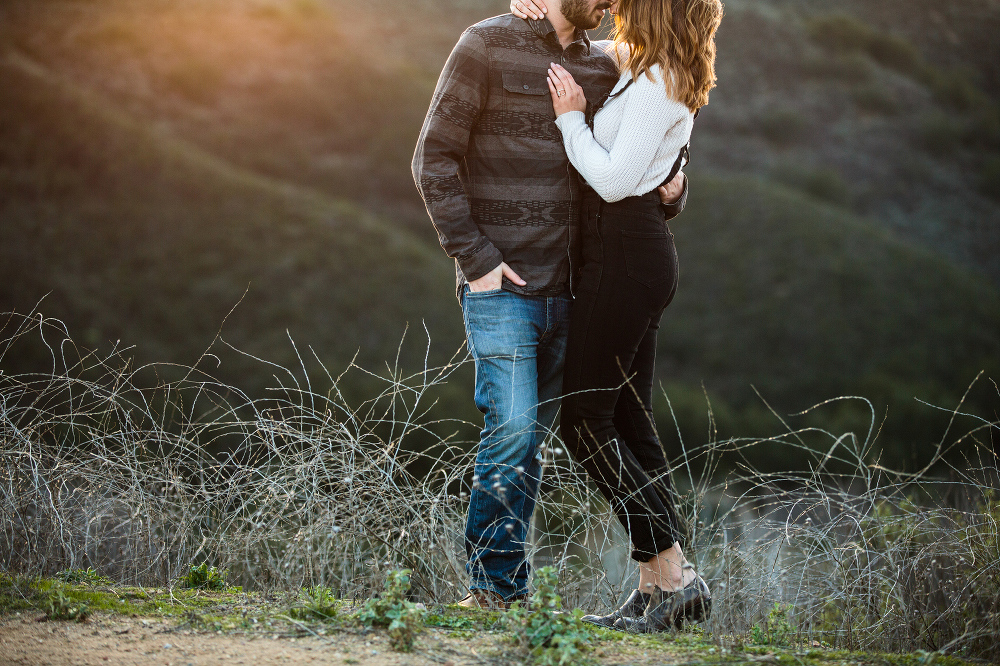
[
  {"x1": 511, "y1": 0, "x2": 547, "y2": 20},
  {"x1": 547, "y1": 63, "x2": 586, "y2": 117},
  {"x1": 658, "y1": 172, "x2": 685, "y2": 204}
]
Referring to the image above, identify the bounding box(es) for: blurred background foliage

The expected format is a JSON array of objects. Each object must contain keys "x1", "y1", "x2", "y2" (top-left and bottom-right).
[{"x1": 0, "y1": 0, "x2": 997, "y2": 472}]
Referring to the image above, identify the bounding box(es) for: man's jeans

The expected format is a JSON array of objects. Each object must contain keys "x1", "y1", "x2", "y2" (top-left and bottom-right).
[{"x1": 460, "y1": 285, "x2": 571, "y2": 600}]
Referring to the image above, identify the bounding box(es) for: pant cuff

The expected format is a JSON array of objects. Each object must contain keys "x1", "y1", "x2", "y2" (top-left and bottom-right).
[{"x1": 630, "y1": 536, "x2": 680, "y2": 563}]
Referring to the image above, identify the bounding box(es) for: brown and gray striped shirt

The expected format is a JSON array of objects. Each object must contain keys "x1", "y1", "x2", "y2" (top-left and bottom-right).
[{"x1": 412, "y1": 15, "x2": 624, "y2": 297}]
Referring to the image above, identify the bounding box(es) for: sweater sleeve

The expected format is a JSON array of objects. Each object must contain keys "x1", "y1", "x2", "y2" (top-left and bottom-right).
[
  {"x1": 554, "y1": 70, "x2": 688, "y2": 203},
  {"x1": 411, "y1": 28, "x2": 503, "y2": 282}
]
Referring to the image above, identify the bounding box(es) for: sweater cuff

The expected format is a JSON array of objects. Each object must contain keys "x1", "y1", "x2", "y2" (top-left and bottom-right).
[
  {"x1": 458, "y1": 242, "x2": 504, "y2": 283},
  {"x1": 554, "y1": 110, "x2": 586, "y2": 133},
  {"x1": 660, "y1": 176, "x2": 688, "y2": 221}
]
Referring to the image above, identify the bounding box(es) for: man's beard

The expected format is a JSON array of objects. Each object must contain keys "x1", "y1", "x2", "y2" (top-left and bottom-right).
[{"x1": 561, "y1": 0, "x2": 605, "y2": 30}]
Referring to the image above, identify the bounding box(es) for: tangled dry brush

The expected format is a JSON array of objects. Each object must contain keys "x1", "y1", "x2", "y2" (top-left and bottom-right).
[{"x1": 1, "y1": 313, "x2": 997, "y2": 659}]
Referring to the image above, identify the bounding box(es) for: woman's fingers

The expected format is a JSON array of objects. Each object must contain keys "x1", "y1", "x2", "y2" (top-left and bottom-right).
[
  {"x1": 548, "y1": 63, "x2": 571, "y2": 93},
  {"x1": 547, "y1": 70, "x2": 563, "y2": 99},
  {"x1": 546, "y1": 76, "x2": 562, "y2": 104},
  {"x1": 547, "y1": 64, "x2": 563, "y2": 87},
  {"x1": 551, "y1": 63, "x2": 577, "y2": 89}
]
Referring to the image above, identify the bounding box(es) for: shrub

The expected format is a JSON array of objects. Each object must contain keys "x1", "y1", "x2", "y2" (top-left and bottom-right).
[
  {"x1": 45, "y1": 585, "x2": 90, "y2": 622},
  {"x1": 760, "y1": 108, "x2": 809, "y2": 148},
  {"x1": 864, "y1": 33, "x2": 922, "y2": 79},
  {"x1": 808, "y1": 14, "x2": 988, "y2": 113},
  {"x1": 2, "y1": 314, "x2": 997, "y2": 660},
  {"x1": 504, "y1": 567, "x2": 593, "y2": 666},
  {"x1": 55, "y1": 568, "x2": 112, "y2": 586},
  {"x1": 357, "y1": 570, "x2": 424, "y2": 652},
  {"x1": 177, "y1": 563, "x2": 228, "y2": 591},
  {"x1": 920, "y1": 67, "x2": 988, "y2": 113},
  {"x1": 773, "y1": 165, "x2": 851, "y2": 207},
  {"x1": 808, "y1": 15, "x2": 873, "y2": 54},
  {"x1": 917, "y1": 113, "x2": 966, "y2": 154},
  {"x1": 807, "y1": 15, "x2": 920, "y2": 76},
  {"x1": 852, "y1": 84, "x2": 900, "y2": 116},
  {"x1": 974, "y1": 112, "x2": 1000, "y2": 150},
  {"x1": 979, "y1": 156, "x2": 1000, "y2": 201},
  {"x1": 802, "y1": 53, "x2": 873, "y2": 84},
  {"x1": 289, "y1": 585, "x2": 339, "y2": 621},
  {"x1": 750, "y1": 602, "x2": 795, "y2": 646}
]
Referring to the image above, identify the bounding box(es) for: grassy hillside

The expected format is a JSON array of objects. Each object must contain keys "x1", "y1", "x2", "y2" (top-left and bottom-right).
[
  {"x1": 0, "y1": 0, "x2": 997, "y2": 469},
  {"x1": 696, "y1": 0, "x2": 1000, "y2": 284},
  {"x1": 659, "y1": 174, "x2": 1000, "y2": 468},
  {"x1": 3, "y1": 0, "x2": 994, "y2": 283},
  {"x1": 0, "y1": 51, "x2": 467, "y2": 409}
]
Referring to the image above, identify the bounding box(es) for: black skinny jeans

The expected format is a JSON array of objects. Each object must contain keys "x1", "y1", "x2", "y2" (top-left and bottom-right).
[{"x1": 562, "y1": 188, "x2": 682, "y2": 563}]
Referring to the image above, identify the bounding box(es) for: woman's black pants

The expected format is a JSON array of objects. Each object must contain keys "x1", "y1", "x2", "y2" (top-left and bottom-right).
[{"x1": 562, "y1": 188, "x2": 682, "y2": 563}]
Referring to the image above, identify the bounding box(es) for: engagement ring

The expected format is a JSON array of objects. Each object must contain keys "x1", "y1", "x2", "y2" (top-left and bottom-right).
[{"x1": 557, "y1": 90, "x2": 566, "y2": 96}]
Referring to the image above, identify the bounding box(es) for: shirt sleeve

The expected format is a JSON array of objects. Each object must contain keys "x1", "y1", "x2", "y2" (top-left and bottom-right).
[
  {"x1": 554, "y1": 70, "x2": 689, "y2": 203},
  {"x1": 411, "y1": 28, "x2": 503, "y2": 282}
]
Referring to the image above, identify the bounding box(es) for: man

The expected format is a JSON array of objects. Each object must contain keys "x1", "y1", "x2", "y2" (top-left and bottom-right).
[{"x1": 412, "y1": 0, "x2": 687, "y2": 609}]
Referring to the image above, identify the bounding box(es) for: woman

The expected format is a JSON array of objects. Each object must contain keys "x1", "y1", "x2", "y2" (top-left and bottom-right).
[{"x1": 511, "y1": 0, "x2": 723, "y2": 632}]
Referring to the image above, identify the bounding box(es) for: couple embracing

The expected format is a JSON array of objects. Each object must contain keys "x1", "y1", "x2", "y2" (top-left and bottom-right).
[{"x1": 412, "y1": 0, "x2": 723, "y2": 633}]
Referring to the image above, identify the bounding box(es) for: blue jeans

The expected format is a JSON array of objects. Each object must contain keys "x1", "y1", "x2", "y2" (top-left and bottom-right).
[{"x1": 460, "y1": 285, "x2": 571, "y2": 600}]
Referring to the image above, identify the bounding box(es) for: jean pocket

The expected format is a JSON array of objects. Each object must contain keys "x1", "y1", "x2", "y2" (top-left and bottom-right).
[{"x1": 621, "y1": 231, "x2": 674, "y2": 288}]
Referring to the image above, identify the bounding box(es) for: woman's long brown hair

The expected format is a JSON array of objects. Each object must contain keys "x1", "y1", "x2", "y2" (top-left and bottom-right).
[{"x1": 611, "y1": 0, "x2": 724, "y2": 111}]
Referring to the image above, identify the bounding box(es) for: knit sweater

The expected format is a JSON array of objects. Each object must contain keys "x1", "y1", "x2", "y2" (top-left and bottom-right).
[{"x1": 554, "y1": 63, "x2": 694, "y2": 203}]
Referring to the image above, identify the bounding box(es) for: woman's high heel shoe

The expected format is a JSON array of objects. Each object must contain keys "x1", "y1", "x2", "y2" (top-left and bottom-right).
[
  {"x1": 580, "y1": 588, "x2": 651, "y2": 628},
  {"x1": 613, "y1": 575, "x2": 711, "y2": 633}
]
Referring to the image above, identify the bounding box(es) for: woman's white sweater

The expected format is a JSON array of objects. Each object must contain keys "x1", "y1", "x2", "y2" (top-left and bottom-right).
[{"x1": 554, "y1": 62, "x2": 694, "y2": 203}]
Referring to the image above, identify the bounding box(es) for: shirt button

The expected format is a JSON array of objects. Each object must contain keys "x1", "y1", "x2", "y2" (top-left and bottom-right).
[{"x1": 523, "y1": 84, "x2": 529, "y2": 90}]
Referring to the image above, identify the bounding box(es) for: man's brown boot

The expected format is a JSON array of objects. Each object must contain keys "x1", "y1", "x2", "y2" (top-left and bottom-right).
[
  {"x1": 507, "y1": 593, "x2": 532, "y2": 611},
  {"x1": 457, "y1": 589, "x2": 507, "y2": 610}
]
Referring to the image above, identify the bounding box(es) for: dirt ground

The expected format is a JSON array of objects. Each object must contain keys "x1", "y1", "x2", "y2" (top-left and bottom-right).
[{"x1": 0, "y1": 613, "x2": 500, "y2": 666}]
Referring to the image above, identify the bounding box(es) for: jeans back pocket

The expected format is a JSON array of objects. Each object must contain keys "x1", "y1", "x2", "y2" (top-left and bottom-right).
[{"x1": 621, "y1": 230, "x2": 676, "y2": 289}]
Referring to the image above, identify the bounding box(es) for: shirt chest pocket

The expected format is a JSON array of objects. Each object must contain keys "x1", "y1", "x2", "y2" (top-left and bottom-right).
[{"x1": 502, "y1": 70, "x2": 550, "y2": 116}]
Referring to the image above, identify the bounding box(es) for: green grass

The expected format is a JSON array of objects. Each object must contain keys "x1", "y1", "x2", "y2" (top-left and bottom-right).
[{"x1": 0, "y1": 574, "x2": 977, "y2": 666}]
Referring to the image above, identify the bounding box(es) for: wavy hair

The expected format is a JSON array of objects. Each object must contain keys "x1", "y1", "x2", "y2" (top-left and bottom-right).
[{"x1": 611, "y1": 0, "x2": 724, "y2": 111}]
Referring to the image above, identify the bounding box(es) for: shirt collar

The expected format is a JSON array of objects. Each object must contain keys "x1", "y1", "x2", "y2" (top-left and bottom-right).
[{"x1": 527, "y1": 16, "x2": 592, "y2": 53}]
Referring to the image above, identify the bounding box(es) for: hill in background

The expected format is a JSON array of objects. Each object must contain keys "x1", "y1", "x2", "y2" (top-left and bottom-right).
[{"x1": 1, "y1": 0, "x2": 997, "y2": 470}]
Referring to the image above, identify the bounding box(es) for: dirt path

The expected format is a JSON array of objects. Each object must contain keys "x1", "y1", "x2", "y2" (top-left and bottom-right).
[{"x1": 0, "y1": 613, "x2": 497, "y2": 666}]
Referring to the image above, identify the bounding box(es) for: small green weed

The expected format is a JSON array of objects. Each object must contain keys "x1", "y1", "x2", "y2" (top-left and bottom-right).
[
  {"x1": 750, "y1": 602, "x2": 795, "y2": 647},
  {"x1": 357, "y1": 569, "x2": 424, "y2": 652},
  {"x1": 45, "y1": 585, "x2": 90, "y2": 622},
  {"x1": 504, "y1": 566, "x2": 593, "y2": 666},
  {"x1": 426, "y1": 613, "x2": 475, "y2": 630},
  {"x1": 177, "y1": 563, "x2": 228, "y2": 591},
  {"x1": 55, "y1": 568, "x2": 112, "y2": 586},
  {"x1": 289, "y1": 585, "x2": 339, "y2": 621}
]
